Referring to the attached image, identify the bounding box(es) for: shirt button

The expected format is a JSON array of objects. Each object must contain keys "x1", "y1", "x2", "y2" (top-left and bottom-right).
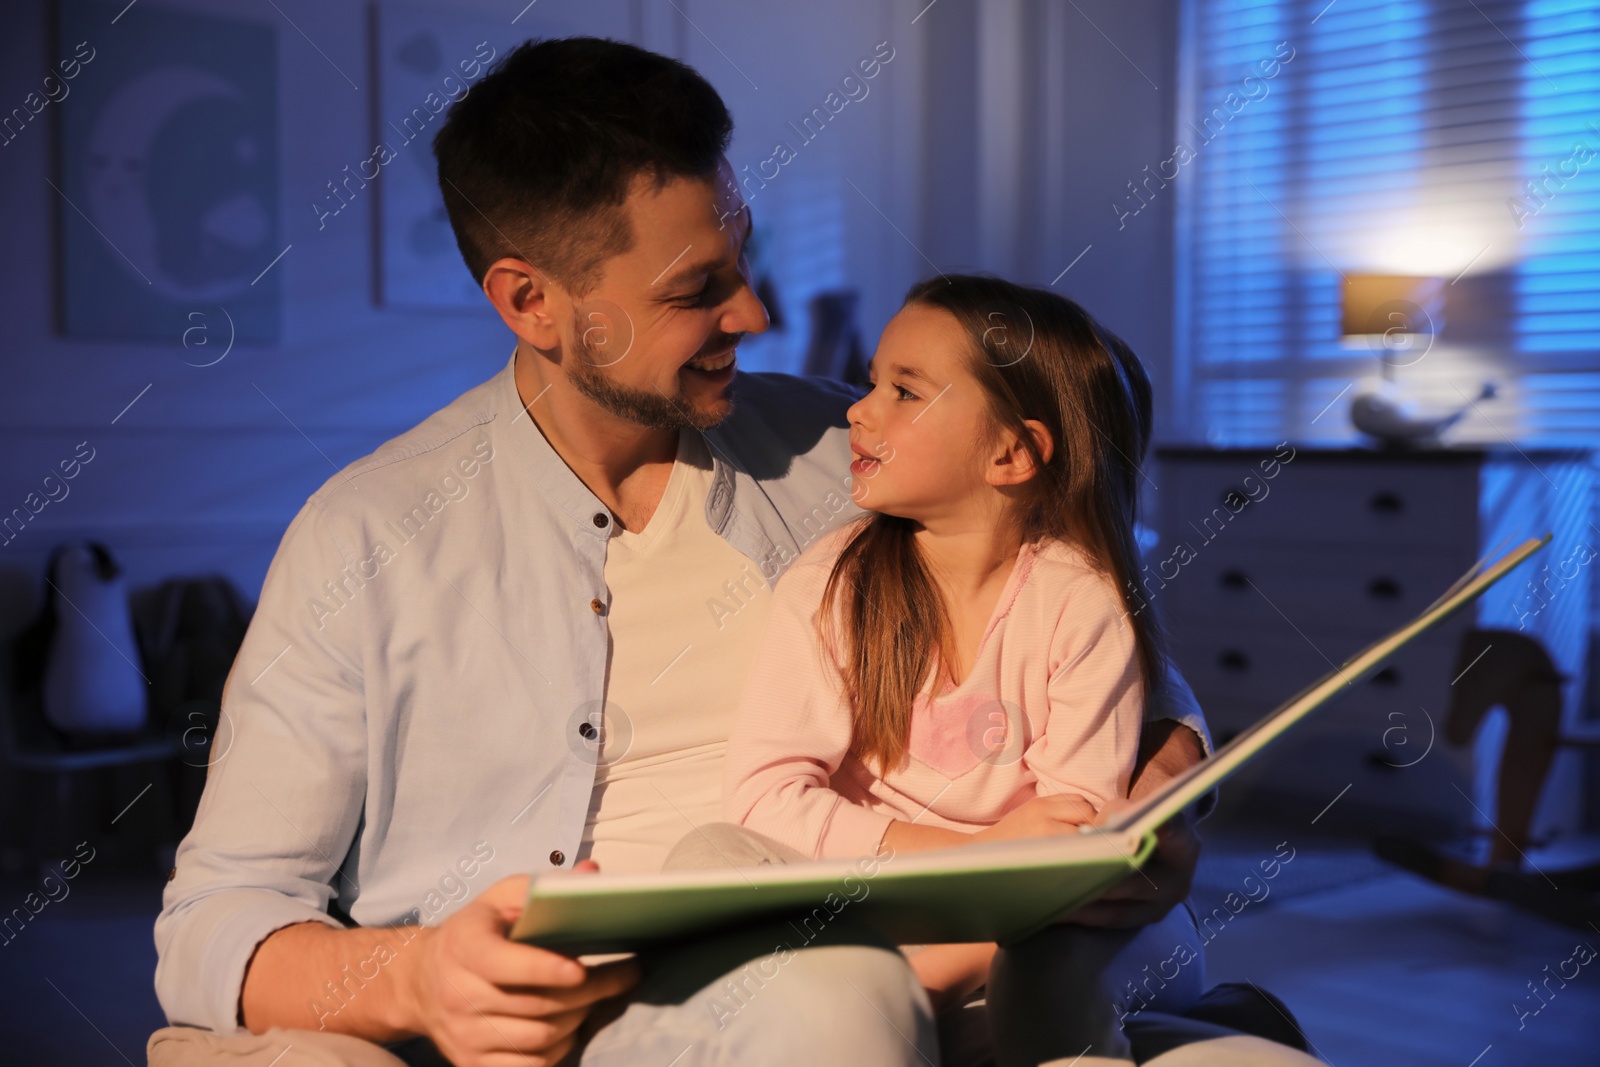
[
  {"x1": 590, "y1": 598, "x2": 604, "y2": 614},
  {"x1": 579, "y1": 722, "x2": 598, "y2": 740},
  {"x1": 592, "y1": 512, "x2": 610, "y2": 528},
  {"x1": 549, "y1": 850, "x2": 565, "y2": 866}
]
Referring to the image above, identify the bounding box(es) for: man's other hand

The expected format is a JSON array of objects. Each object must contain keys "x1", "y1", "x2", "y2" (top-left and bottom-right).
[{"x1": 1062, "y1": 720, "x2": 1205, "y2": 929}]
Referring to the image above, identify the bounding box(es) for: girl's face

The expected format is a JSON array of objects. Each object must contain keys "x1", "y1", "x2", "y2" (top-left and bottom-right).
[{"x1": 845, "y1": 304, "x2": 1003, "y2": 525}]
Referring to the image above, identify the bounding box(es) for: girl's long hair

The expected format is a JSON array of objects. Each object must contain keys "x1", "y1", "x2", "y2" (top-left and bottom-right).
[{"x1": 819, "y1": 274, "x2": 1166, "y2": 775}]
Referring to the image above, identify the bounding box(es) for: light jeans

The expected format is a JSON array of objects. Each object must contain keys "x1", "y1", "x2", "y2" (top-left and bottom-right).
[{"x1": 665, "y1": 823, "x2": 1208, "y2": 1067}]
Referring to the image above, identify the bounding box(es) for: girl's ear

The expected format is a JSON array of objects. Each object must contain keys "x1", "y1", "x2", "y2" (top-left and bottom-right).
[{"x1": 988, "y1": 419, "x2": 1054, "y2": 486}]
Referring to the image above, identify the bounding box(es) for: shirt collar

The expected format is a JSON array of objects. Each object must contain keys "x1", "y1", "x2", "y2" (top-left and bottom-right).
[
  {"x1": 490, "y1": 348, "x2": 741, "y2": 537},
  {"x1": 492, "y1": 348, "x2": 611, "y2": 539}
]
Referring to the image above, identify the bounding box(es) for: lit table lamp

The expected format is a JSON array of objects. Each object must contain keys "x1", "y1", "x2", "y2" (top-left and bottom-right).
[{"x1": 1341, "y1": 273, "x2": 1493, "y2": 445}]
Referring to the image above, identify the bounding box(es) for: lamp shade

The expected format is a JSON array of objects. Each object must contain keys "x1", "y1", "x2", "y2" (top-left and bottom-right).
[{"x1": 1341, "y1": 274, "x2": 1446, "y2": 337}]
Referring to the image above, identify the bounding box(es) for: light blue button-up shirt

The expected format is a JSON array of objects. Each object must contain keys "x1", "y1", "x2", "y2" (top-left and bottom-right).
[{"x1": 153, "y1": 352, "x2": 1212, "y2": 1034}]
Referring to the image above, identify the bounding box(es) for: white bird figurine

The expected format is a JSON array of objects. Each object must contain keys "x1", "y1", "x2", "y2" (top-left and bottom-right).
[{"x1": 1350, "y1": 378, "x2": 1497, "y2": 446}]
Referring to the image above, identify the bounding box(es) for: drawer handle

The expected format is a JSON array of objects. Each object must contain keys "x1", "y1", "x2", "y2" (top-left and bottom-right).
[
  {"x1": 1369, "y1": 491, "x2": 1404, "y2": 514},
  {"x1": 1218, "y1": 650, "x2": 1251, "y2": 672},
  {"x1": 1371, "y1": 666, "x2": 1402, "y2": 686},
  {"x1": 1368, "y1": 577, "x2": 1402, "y2": 600},
  {"x1": 1220, "y1": 569, "x2": 1250, "y2": 590}
]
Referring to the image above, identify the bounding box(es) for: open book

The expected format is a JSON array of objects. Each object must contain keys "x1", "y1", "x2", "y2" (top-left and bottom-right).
[{"x1": 511, "y1": 536, "x2": 1549, "y2": 954}]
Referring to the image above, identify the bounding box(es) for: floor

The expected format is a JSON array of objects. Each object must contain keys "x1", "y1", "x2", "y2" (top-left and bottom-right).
[
  {"x1": 0, "y1": 830, "x2": 1596, "y2": 1066},
  {"x1": 0, "y1": 870, "x2": 168, "y2": 1066},
  {"x1": 1193, "y1": 829, "x2": 1600, "y2": 1067}
]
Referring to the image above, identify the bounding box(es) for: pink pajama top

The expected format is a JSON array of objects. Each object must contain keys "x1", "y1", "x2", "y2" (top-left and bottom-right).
[{"x1": 724, "y1": 524, "x2": 1145, "y2": 860}]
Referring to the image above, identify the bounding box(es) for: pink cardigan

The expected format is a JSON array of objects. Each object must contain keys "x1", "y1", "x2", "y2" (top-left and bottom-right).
[{"x1": 724, "y1": 523, "x2": 1144, "y2": 860}]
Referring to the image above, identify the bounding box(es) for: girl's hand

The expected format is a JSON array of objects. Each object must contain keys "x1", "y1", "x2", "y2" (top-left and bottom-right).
[
  {"x1": 904, "y1": 942, "x2": 997, "y2": 1015},
  {"x1": 971, "y1": 794, "x2": 1097, "y2": 844}
]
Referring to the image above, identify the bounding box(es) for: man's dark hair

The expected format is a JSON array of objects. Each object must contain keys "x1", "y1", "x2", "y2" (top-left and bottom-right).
[{"x1": 433, "y1": 37, "x2": 734, "y2": 296}]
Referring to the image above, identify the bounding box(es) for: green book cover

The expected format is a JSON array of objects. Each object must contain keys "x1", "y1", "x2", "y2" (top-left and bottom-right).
[{"x1": 512, "y1": 536, "x2": 1548, "y2": 955}]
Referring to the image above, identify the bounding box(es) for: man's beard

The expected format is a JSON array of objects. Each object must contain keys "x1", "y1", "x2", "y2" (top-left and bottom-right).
[{"x1": 566, "y1": 319, "x2": 741, "y2": 433}]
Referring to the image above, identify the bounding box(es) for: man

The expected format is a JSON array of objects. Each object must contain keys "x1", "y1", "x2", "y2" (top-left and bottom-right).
[{"x1": 151, "y1": 37, "x2": 1214, "y2": 1067}]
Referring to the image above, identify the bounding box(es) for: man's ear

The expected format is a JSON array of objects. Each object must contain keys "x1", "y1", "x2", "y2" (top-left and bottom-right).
[
  {"x1": 483, "y1": 257, "x2": 566, "y2": 350},
  {"x1": 989, "y1": 419, "x2": 1054, "y2": 486}
]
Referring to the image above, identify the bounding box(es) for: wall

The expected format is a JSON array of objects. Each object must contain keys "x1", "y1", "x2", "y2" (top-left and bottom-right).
[
  {"x1": 0, "y1": 0, "x2": 1181, "y2": 620},
  {"x1": 931, "y1": 0, "x2": 1182, "y2": 529}
]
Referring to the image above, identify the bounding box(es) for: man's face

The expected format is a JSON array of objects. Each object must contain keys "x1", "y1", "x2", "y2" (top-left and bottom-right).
[{"x1": 562, "y1": 157, "x2": 767, "y2": 432}]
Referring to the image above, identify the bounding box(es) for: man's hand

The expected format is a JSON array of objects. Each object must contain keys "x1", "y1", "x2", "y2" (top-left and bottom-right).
[
  {"x1": 1062, "y1": 720, "x2": 1206, "y2": 929},
  {"x1": 1062, "y1": 810, "x2": 1200, "y2": 928},
  {"x1": 397, "y1": 871, "x2": 640, "y2": 1067}
]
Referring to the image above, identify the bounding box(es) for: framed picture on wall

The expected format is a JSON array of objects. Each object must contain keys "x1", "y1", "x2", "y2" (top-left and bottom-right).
[
  {"x1": 371, "y1": 4, "x2": 579, "y2": 309},
  {"x1": 56, "y1": 0, "x2": 280, "y2": 342}
]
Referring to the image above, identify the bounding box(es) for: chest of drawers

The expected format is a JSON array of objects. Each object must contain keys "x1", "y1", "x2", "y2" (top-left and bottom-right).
[{"x1": 1152, "y1": 446, "x2": 1593, "y2": 839}]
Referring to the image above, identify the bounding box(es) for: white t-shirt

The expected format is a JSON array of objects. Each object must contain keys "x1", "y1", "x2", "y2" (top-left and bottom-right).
[{"x1": 578, "y1": 427, "x2": 777, "y2": 873}]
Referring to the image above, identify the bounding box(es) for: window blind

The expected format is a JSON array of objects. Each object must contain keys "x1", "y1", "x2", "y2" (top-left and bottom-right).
[{"x1": 1177, "y1": 0, "x2": 1600, "y2": 452}]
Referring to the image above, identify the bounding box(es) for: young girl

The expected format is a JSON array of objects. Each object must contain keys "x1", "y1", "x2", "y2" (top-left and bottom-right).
[{"x1": 721, "y1": 274, "x2": 1198, "y2": 1064}]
